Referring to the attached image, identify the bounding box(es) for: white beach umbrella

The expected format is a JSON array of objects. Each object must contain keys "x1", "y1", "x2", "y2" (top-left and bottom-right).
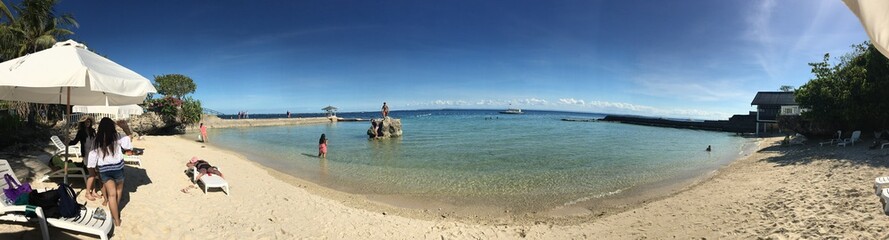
[
  {"x1": 843, "y1": 0, "x2": 889, "y2": 57},
  {"x1": 0, "y1": 40, "x2": 156, "y2": 105},
  {"x1": 73, "y1": 104, "x2": 144, "y2": 115},
  {"x1": 0, "y1": 40, "x2": 156, "y2": 183}
]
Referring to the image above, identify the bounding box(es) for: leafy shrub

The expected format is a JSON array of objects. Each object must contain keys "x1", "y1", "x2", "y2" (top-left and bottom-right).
[
  {"x1": 180, "y1": 96, "x2": 202, "y2": 124},
  {"x1": 146, "y1": 96, "x2": 183, "y2": 117}
]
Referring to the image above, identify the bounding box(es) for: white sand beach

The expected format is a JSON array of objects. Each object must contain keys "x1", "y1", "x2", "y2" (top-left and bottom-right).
[{"x1": 1, "y1": 136, "x2": 888, "y2": 239}]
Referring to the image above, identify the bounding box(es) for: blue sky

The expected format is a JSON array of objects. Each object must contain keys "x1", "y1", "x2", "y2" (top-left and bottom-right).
[{"x1": 55, "y1": 0, "x2": 866, "y2": 119}]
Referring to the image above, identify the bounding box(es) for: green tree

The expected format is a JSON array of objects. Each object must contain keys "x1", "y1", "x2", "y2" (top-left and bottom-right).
[
  {"x1": 180, "y1": 96, "x2": 202, "y2": 124},
  {"x1": 0, "y1": 1, "x2": 12, "y2": 23},
  {"x1": 0, "y1": 0, "x2": 77, "y2": 123},
  {"x1": 153, "y1": 74, "x2": 197, "y2": 99},
  {"x1": 779, "y1": 85, "x2": 794, "y2": 92},
  {"x1": 0, "y1": 0, "x2": 78, "y2": 61},
  {"x1": 796, "y1": 42, "x2": 889, "y2": 135}
]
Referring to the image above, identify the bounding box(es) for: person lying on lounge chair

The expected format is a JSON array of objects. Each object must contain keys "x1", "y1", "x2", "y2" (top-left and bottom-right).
[
  {"x1": 182, "y1": 157, "x2": 224, "y2": 193},
  {"x1": 188, "y1": 157, "x2": 224, "y2": 178}
]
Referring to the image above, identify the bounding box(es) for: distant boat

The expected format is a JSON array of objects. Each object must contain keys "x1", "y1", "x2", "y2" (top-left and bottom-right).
[{"x1": 499, "y1": 107, "x2": 524, "y2": 114}]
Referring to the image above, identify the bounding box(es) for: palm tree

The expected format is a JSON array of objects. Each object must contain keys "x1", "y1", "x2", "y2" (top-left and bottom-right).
[
  {"x1": 0, "y1": 1, "x2": 12, "y2": 23},
  {"x1": 0, "y1": 0, "x2": 77, "y2": 123},
  {"x1": 0, "y1": 0, "x2": 77, "y2": 61}
]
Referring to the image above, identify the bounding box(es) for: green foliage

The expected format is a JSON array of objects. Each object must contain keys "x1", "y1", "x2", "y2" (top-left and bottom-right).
[
  {"x1": 0, "y1": 0, "x2": 77, "y2": 123},
  {"x1": 796, "y1": 42, "x2": 889, "y2": 136},
  {"x1": 180, "y1": 96, "x2": 202, "y2": 124},
  {"x1": 146, "y1": 96, "x2": 183, "y2": 118},
  {"x1": 779, "y1": 85, "x2": 794, "y2": 92},
  {"x1": 153, "y1": 74, "x2": 196, "y2": 99},
  {"x1": 0, "y1": 0, "x2": 78, "y2": 61}
]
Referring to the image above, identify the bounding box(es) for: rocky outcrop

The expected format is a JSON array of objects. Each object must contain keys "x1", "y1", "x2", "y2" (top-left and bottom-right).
[
  {"x1": 128, "y1": 112, "x2": 184, "y2": 135},
  {"x1": 367, "y1": 117, "x2": 402, "y2": 139}
]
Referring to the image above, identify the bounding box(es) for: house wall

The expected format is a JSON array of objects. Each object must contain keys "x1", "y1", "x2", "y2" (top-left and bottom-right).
[
  {"x1": 757, "y1": 105, "x2": 780, "y2": 122},
  {"x1": 780, "y1": 105, "x2": 801, "y2": 116}
]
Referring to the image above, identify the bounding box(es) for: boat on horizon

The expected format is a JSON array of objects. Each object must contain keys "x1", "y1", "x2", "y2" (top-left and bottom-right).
[{"x1": 499, "y1": 107, "x2": 524, "y2": 114}]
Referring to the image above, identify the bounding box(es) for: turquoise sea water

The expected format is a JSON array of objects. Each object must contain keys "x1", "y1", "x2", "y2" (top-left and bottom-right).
[{"x1": 208, "y1": 110, "x2": 753, "y2": 212}]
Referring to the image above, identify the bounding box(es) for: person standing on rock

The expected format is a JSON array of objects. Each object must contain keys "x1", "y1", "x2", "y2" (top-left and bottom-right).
[{"x1": 382, "y1": 102, "x2": 389, "y2": 118}]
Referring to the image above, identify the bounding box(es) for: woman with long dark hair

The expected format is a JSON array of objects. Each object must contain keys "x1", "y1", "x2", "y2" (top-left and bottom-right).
[
  {"x1": 88, "y1": 117, "x2": 132, "y2": 226},
  {"x1": 69, "y1": 117, "x2": 100, "y2": 200},
  {"x1": 318, "y1": 134, "x2": 328, "y2": 158}
]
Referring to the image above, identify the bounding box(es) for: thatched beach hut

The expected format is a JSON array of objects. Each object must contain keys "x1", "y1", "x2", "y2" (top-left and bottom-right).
[{"x1": 322, "y1": 106, "x2": 338, "y2": 117}]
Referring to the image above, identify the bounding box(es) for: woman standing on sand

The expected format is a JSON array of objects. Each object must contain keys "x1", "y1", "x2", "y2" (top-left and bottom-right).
[
  {"x1": 200, "y1": 123, "x2": 209, "y2": 143},
  {"x1": 318, "y1": 134, "x2": 328, "y2": 158},
  {"x1": 89, "y1": 117, "x2": 132, "y2": 227},
  {"x1": 70, "y1": 117, "x2": 101, "y2": 200}
]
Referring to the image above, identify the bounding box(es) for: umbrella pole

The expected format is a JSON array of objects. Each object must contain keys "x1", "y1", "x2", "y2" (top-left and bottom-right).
[{"x1": 63, "y1": 87, "x2": 70, "y2": 184}]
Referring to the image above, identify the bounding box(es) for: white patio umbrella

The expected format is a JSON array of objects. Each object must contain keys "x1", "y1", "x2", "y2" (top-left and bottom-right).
[
  {"x1": 0, "y1": 40, "x2": 156, "y2": 182},
  {"x1": 73, "y1": 104, "x2": 144, "y2": 116},
  {"x1": 0, "y1": 40, "x2": 156, "y2": 104},
  {"x1": 843, "y1": 0, "x2": 889, "y2": 57}
]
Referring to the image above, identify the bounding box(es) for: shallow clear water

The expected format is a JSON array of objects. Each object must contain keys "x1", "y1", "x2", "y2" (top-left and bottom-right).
[{"x1": 209, "y1": 110, "x2": 751, "y2": 211}]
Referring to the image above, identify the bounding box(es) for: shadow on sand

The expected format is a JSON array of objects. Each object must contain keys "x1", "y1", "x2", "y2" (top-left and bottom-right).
[
  {"x1": 757, "y1": 137, "x2": 889, "y2": 168},
  {"x1": 119, "y1": 165, "x2": 151, "y2": 211}
]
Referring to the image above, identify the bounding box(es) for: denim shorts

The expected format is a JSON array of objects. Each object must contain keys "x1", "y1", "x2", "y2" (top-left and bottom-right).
[{"x1": 99, "y1": 169, "x2": 125, "y2": 183}]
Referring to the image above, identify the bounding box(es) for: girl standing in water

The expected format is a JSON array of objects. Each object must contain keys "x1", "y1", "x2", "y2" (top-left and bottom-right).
[{"x1": 318, "y1": 134, "x2": 328, "y2": 158}]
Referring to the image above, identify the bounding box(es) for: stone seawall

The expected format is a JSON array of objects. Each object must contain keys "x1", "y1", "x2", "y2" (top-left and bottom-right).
[{"x1": 188, "y1": 115, "x2": 334, "y2": 130}]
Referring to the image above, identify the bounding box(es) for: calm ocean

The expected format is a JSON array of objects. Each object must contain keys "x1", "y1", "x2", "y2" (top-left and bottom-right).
[{"x1": 208, "y1": 110, "x2": 754, "y2": 212}]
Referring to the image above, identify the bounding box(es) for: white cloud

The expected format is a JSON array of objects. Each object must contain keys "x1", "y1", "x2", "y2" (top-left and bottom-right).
[
  {"x1": 558, "y1": 98, "x2": 585, "y2": 105},
  {"x1": 518, "y1": 98, "x2": 548, "y2": 105}
]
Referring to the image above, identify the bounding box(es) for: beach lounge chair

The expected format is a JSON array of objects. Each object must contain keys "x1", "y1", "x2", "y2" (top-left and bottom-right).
[
  {"x1": 837, "y1": 131, "x2": 861, "y2": 147},
  {"x1": 123, "y1": 155, "x2": 142, "y2": 167},
  {"x1": 820, "y1": 131, "x2": 843, "y2": 146},
  {"x1": 875, "y1": 177, "x2": 889, "y2": 196},
  {"x1": 192, "y1": 166, "x2": 229, "y2": 195},
  {"x1": 1, "y1": 159, "x2": 50, "y2": 240},
  {"x1": 881, "y1": 188, "x2": 889, "y2": 214},
  {"x1": 1, "y1": 160, "x2": 113, "y2": 240},
  {"x1": 50, "y1": 136, "x2": 81, "y2": 158},
  {"x1": 43, "y1": 155, "x2": 88, "y2": 184}
]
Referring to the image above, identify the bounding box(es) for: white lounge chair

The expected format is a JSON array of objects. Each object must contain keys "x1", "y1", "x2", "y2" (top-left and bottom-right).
[
  {"x1": 1, "y1": 160, "x2": 50, "y2": 240},
  {"x1": 881, "y1": 188, "x2": 889, "y2": 214},
  {"x1": 50, "y1": 136, "x2": 81, "y2": 158},
  {"x1": 43, "y1": 155, "x2": 88, "y2": 184},
  {"x1": 192, "y1": 166, "x2": 229, "y2": 195},
  {"x1": 123, "y1": 155, "x2": 142, "y2": 167},
  {"x1": 875, "y1": 177, "x2": 889, "y2": 196},
  {"x1": 820, "y1": 131, "x2": 843, "y2": 146},
  {"x1": 0, "y1": 160, "x2": 113, "y2": 240},
  {"x1": 837, "y1": 131, "x2": 861, "y2": 147}
]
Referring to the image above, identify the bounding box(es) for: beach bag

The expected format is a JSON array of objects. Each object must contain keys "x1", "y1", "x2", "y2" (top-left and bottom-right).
[
  {"x1": 3, "y1": 173, "x2": 31, "y2": 202},
  {"x1": 28, "y1": 189, "x2": 61, "y2": 218},
  {"x1": 57, "y1": 183, "x2": 82, "y2": 218}
]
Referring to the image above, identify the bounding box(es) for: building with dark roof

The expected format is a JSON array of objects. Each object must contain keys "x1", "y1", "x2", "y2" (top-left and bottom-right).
[{"x1": 750, "y1": 91, "x2": 799, "y2": 134}]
